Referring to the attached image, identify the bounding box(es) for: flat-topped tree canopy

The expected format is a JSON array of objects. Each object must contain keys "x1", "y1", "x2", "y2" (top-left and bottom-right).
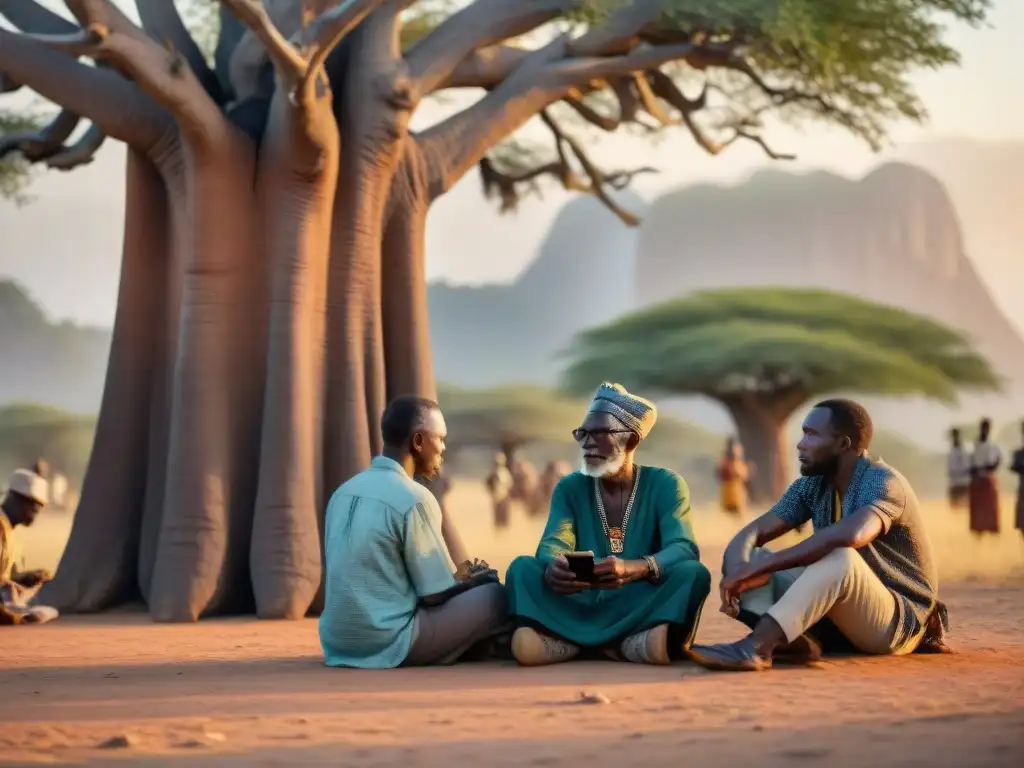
[
  {"x1": 437, "y1": 384, "x2": 583, "y2": 455},
  {"x1": 0, "y1": 2, "x2": 989, "y2": 623},
  {"x1": 562, "y1": 287, "x2": 1000, "y2": 498}
]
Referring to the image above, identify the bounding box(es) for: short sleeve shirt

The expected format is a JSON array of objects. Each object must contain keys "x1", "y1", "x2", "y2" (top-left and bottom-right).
[
  {"x1": 770, "y1": 455, "x2": 939, "y2": 648},
  {"x1": 319, "y1": 457, "x2": 456, "y2": 668}
]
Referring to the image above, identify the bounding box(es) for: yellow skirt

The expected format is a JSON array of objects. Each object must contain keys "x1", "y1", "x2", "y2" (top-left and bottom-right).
[{"x1": 720, "y1": 479, "x2": 747, "y2": 513}]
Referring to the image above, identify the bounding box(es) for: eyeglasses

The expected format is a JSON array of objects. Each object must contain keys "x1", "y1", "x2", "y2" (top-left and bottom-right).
[{"x1": 572, "y1": 428, "x2": 634, "y2": 443}]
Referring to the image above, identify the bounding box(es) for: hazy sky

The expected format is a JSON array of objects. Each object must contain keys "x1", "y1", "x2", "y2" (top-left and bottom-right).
[{"x1": 0, "y1": 0, "x2": 1020, "y2": 327}]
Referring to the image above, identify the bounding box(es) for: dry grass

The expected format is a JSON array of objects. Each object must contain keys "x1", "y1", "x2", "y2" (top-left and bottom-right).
[{"x1": 15, "y1": 481, "x2": 1022, "y2": 587}]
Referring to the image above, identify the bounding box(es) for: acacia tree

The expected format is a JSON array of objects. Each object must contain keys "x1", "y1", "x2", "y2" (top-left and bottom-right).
[
  {"x1": 438, "y1": 384, "x2": 582, "y2": 464},
  {"x1": 562, "y1": 288, "x2": 1000, "y2": 500},
  {"x1": 0, "y1": 1, "x2": 989, "y2": 621}
]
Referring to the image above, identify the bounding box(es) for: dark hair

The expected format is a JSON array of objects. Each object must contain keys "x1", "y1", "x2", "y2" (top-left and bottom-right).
[
  {"x1": 814, "y1": 398, "x2": 873, "y2": 452},
  {"x1": 380, "y1": 395, "x2": 440, "y2": 447},
  {"x1": 980, "y1": 417, "x2": 992, "y2": 430}
]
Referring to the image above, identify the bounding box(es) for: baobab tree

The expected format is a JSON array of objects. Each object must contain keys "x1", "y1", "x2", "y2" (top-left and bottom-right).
[
  {"x1": 562, "y1": 288, "x2": 1000, "y2": 500},
  {"x1": 0, "y1": 1, "x2": 989, "y2": 621}
]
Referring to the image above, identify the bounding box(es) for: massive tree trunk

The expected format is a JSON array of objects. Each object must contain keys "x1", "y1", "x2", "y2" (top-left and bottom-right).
[
  {"x1": 147, "y1": 134, "x2": 265, "y2": 622},
  {"x1": 382, "y1": 140, "x2": 435, "y2": 401},
  {"x1": 17, "y1": 0, "x2": 612, "y2": 621},
  {"x1": 722, "y1": 391, "x2": 806, "y2": 502},
  {"x1": 322, "y1": 11, "x2": 409, "y2": 496},
  {"x1": 38, "y1": 151, "x2": 167, "y2": 611},
  {"x1": 249, "y1": 82, "x2": 340, "y2": 619}
]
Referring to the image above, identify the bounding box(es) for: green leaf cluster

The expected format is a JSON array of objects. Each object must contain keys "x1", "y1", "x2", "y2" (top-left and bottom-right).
[
  {"x1": 0, "y1": 110, "x2": 44, "y2": 205},
  {"x1": 574, "y1": 0, "x2": 990, "y2": 149},
  {"x1": 562, "y1": 287, "x2": 1001, "y2": 404}
]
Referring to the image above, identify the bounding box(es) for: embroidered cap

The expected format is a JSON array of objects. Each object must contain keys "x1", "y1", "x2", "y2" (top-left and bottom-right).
[{"x1": 586, "y1": 382, "x2": 658, "y2": 439}]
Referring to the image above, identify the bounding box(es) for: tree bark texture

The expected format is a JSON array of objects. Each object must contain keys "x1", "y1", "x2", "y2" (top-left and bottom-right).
[
  {"x1": 723, "y1": 393, "x2": 805, "y2": 502},
  {"x1": 12, "y1": 0, "x2": 688, "y2": 621},
  {"x1": 19, "y1": 0, "x2": 468, "y2": 623}
]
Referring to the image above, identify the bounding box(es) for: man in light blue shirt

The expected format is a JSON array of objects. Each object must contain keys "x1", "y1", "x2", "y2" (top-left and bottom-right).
[{"x1": 319, "y1": 395, "x2": 507, "y2": 668}]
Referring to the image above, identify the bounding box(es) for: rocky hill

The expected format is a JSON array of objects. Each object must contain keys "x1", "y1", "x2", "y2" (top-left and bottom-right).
[
  {"x1": 428, "y1": 190, "x2": 646, "y2": 386},
  {"x1": 636, "y1": 162, "x2": 1024, "y2": 383},
  {"x1": 894, "y1": 138, "x2": 1024, "y2": 336},
  {"x1": 635, "y1": 163, "x2": 1024, "y2": 443}
]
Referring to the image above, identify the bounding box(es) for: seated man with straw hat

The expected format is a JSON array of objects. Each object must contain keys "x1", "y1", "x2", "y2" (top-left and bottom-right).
[
  {"x1": 504, "y1": 383, "x2": 711, "y2": 666},
  {"x1": 1, "y1": 468, "x2": 59, "y2": 626}
]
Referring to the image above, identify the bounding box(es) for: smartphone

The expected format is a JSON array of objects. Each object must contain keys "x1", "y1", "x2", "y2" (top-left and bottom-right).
[{"x1": 565, "y1": 550, "x2": 596, "y2": 582}]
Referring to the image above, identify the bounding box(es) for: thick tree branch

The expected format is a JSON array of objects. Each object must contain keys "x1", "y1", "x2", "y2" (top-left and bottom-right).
[
  {"x1": 0, "y1": 28, "x2": 173, "y2": 152},
  {"x1": 222, "y1": 0, "x2": 383, "y2": 99},
  {"x1": 0, "y1": 0, "x2": 78, "y2": 36},
  {"x1": 0, "y1": 110, "x2": 80, "y2": 161},
  {"x1": 407, "y1": 0, "x2": 579, "y2": 96},
  {"x1": 135, "y1": 0, "x2": 226, "y2": 104},
  {"x1": 647, "y1": 67, "x2": 793, "y2": 159},
  {"x1": 11, "y1": 27, "x2": 105, "y2": 56},
  {"x1": 481, "y1": 109, "x2": 656, "y2": 226},
  {"x1": 422, "y1": 38, "x2": 705, "y2": 192},
  {"x1": 563, "y1": 94, "x2": 620, "y2": 131},
  {"x1": 298, "y1": 0, "x2": 391, "y2": 90},
  {"x1": 220, "y1": 0, "x2": 308, "y2": 85},
  {"x1": 45, "y1": 122, "x2": 106, "y2": 169},
  {"x1": 61, "y1": 0, "x2": 229, "y2": 149},
  {"x1": 443, "y1": 44, "x2": 529, "y2": 89},
  {"x1": 567, "y1": 0, "x2": 663, "y2": 57}
]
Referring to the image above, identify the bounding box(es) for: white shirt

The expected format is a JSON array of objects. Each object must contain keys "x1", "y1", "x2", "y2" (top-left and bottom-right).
[
  {"x1": 971, "y1": 441, "x2": 1002, "y2": 475},
  {"x1": 947, "y1": 446, "x2": 972, "y2": 487}
]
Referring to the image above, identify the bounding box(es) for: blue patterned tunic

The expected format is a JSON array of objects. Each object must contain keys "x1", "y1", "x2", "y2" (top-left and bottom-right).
[{"x1": 770, "y1": 455, "x2": 939, "y2": 649}]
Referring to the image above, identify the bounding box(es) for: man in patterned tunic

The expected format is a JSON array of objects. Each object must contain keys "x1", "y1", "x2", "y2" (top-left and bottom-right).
[{"x1": 690, "y1": 399, "x2": 948, "y2": 672}]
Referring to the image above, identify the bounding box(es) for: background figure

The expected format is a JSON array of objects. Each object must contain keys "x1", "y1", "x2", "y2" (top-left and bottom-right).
[
  {"x1": 537, "y1": 461, "x2": 570, "y2": 517},
  {"x1": 527, "y1": 461, "x2": 565, "y2": 519},
  {"x1": 485, "y1": 454, "x2": 514, "y2": 529},
  {"x1": 1010, "y1": 421, "x2": 1024, "y2": 536},
  {"x1": 717, "y1": 438, "x2": 750, "y2": 515},
  {"x1": 510, "y1": 455, "x2": 539, "y2": 506},
  {"x1": 968, "y1": 418, "x2": 1001, "y2": 535},
  {"x1": 946, "y1": 428, "x2": 972, "y2": 510}
]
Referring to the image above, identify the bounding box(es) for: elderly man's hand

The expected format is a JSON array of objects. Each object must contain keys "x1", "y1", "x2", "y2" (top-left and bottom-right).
[
  {"x1": 593, "y1": 556, "x2": 648, "y2": 589},
  {"x1": 544, "y1": 555, "x2": 589, "y2": 595}
]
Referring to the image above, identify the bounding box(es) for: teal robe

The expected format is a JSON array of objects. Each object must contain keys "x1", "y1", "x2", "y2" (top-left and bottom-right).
[{"x1": 505, "y1": 466, "x2": 711, "y2": 647}]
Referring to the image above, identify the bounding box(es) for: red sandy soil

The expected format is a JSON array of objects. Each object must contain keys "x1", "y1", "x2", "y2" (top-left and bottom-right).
[{"x1": 2, "y1": 575, "x2": 1022, "y2": 767}]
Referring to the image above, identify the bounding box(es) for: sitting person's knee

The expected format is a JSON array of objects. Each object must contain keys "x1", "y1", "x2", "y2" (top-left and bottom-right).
[
  {"x1": 818, "y1": 546, "x2": 858, "y2": 573},
  {"x1": 665, "y1": 558, "x2": 712, "y2": 586},
  {"x1": 476, "y1": 581, "x2": 508, "y2": 624}
]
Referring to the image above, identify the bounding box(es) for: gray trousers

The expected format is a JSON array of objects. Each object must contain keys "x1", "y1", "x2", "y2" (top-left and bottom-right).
[{"x1": 403, "y1": 582, "x2": 509, "y2": 666}]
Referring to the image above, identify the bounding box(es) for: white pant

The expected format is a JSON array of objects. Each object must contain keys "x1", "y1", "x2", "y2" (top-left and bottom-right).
[{"x1": 730, "y1": 547, "x2": 912, "y2": 655}]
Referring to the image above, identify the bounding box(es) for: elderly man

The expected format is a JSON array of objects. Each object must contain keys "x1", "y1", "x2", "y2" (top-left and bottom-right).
[
  {"x1": 319, "y1": 395, "x2": 508, "y2": 668},
  {"x1": 690, "y1": 399, "x2": 947, "y2": 672},
  {"x1": 1, "y1": 469, "x2": 59, "y2": 625},
  {"x1": 504, "y1": 383, "x2": 711, "y2": 666}
]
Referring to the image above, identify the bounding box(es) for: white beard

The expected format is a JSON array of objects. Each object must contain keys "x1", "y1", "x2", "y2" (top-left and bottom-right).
[{"x1": 580, "y1": 451, "x2": 626, "y2": 478}]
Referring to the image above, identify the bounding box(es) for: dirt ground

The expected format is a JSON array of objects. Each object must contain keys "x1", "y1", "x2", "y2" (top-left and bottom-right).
[{"x1": 2, "y1": 485, "x2": 1023, "y2": 766}]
